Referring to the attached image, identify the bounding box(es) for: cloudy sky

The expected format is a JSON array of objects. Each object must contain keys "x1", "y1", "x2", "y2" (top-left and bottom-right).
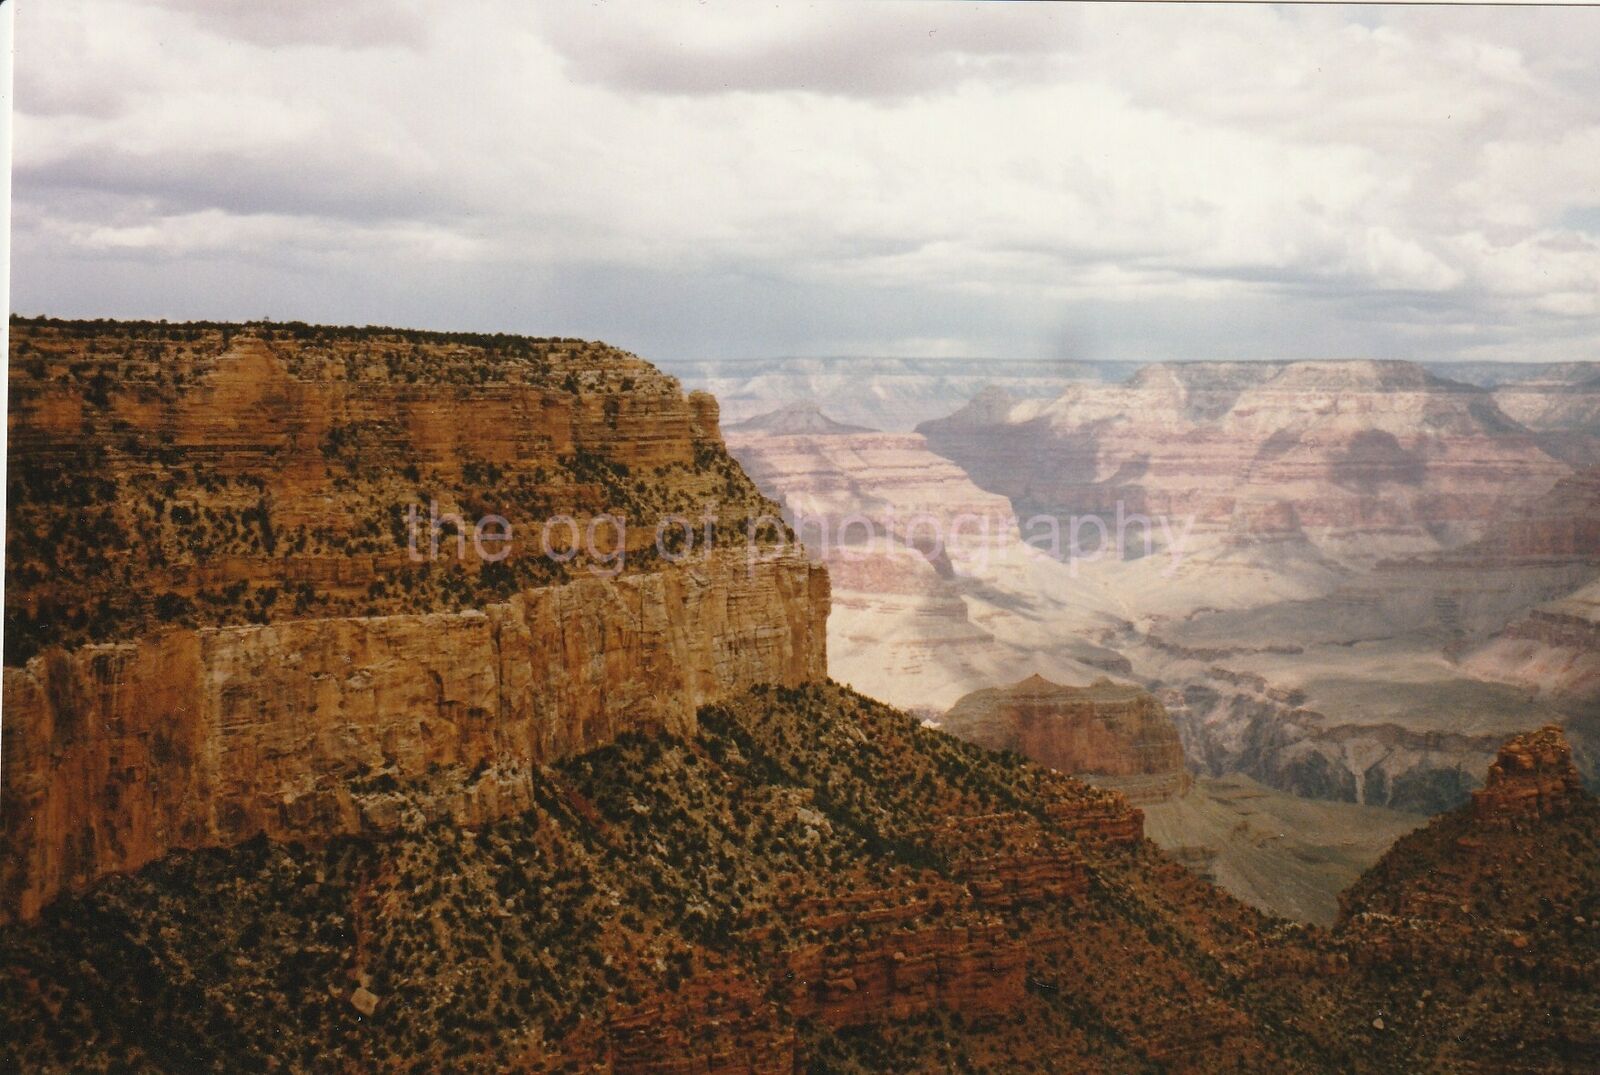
[{"x1": 12, "y1": 1, "x2": 1600, "y2": 364}]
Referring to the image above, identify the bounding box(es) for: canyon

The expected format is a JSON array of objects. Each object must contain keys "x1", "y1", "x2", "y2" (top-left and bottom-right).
[
  {"x1": 663, "y1": 354, "x2": 1133, "y2": 432},
  {"x1": 2, "y1": 548, "x2": 827, "y2": 921},
  {"x1": 2, "y1": 320, "x2": 827, "y2": 922},
  {"x1": 905, "y1": 360, "x2": 1600, "y2": 812},
  {"x1": 4, "y1": 322, "x2": 1599, "y2": 1070},
  {"x1": 721, "y1": 360, "x2": 1600, "y2": 920}
]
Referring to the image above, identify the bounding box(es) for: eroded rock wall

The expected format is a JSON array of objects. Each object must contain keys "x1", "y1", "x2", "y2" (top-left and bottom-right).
[
  {"x1": 940, "y1": 675, "x2": 1190, "y2": 801},
  {"x1": 1, "y1": 549, "x2": 829, "y2": 921}
]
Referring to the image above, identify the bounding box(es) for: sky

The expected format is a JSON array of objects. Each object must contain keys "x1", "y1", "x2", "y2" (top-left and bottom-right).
[{"x1": 11, "y1": 1, "x2": 1600, "y2": 364}]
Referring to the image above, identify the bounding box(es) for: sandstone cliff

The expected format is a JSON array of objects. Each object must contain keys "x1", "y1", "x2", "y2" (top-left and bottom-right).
[
  {"x1": 2, "y1": 547, "x2": 828, "y2": 923},
  {"x1": 7, "y1": 319, "x2": 784, "y2": 661},
  {"x1": 939, "y1": 675, "x2": 1191, "y2": 802},
  {"x1": 3, "y1": 319, "x2": 827, "y2": 922}
]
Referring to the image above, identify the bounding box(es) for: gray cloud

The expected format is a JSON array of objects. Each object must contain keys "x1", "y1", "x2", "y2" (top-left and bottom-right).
[
  {"x1": 11, "y1": 1, "x2": 1600, "y2": 365},
  {"x1": 148, "y1": 0, "x2": 429, "y2": 50},
  {"x1": 537, "y1": 4, "x2": 1077, "y2": 98}
]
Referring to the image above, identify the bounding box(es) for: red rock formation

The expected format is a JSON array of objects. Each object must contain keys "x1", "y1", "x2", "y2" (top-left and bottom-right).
[
  {"x1": 940, "y1": 675, "x2": 1191, "y2": 802},
  {"x1": 5, "y1": 320, "x2": 784, "y2": 660},
  {"x1": 1470, "y1": 725, "x2": 1585, "y2": 824},
  {"x1": 918, "y1": 360, "x2": 1572, "y2": 561},
  {"x1": 0, "y1": 549, "x2": 828, "y2": 922},
  {"x1": 921, "y1": 812, "x2": 1089, "y2": 907},
  {"x1": 773, "y1": 885, "x2": 1028, "y2": 1027},
  {"x1": 604, "y1": 970, "x2": 796, "y2": 1074},
  {"x1": 1044, "y1": 789, "x2": 1146, "y2": 847}
]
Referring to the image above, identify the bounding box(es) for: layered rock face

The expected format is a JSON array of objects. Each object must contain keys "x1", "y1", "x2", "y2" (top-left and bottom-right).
[
  {"x1": 1482, "y1": 464, "x2": 1600, "y2": 563},
  {"x1": 661, "y1": 354, "x2": 1127, "y2": 431},
  {"x1": 725, "y1": 426, "x2": 1020, "y2": 566},
  {"x1": 919, "y1": 360, "x2": 1570, "y2": 563},
  {"x1": 1470, "y1": 725, "x2": 1586, "y2": 824},
  {"x1": 1, "y1": 548, "x2": 829, "y2": 923},
  {"x1": 1488, "y1": 363, "x2": 1600, "y2": 466},
  {"x1": 7, "y1": 319, "x2": 781, "y2": 661},
  {"x1": 900, "y1": 359, "x2": 1596, "y2": 828},
  {"x1": 3, "y1": 319, "x2": 828, "y2": 922},
  {"x1": 726, "y1": 421, "x2": 1031, "y2": 709},
  {"x1": 1462, "y1": 578, "x2": 1600, "y2": 700},
  {"x1": 940, "y1": 675, "x2": 1191, "y2": 802},
  {"x1": 771, "y1": 882, "x2": 1031, "y2": 1026}
]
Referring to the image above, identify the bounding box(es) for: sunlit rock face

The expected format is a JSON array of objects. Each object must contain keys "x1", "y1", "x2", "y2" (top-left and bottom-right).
[
  {"x1": 5, "y1": 319, "x2": 785, "y2": 662},
  {"x1": 726, "y1": 419, "x2": 1038, "y2": 711},
  {"x1": 2, "y1": 320, "x2": 829, "y2": 923},
  {"x1": 0, "y1": 550, "x2": 829, "y2": 923},
  {"x1": 1470, "y1": 725, "x2": 1585, "y2": 825}
]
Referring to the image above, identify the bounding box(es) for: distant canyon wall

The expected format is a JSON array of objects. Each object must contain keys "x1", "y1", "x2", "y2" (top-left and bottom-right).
[
  {"x1": 917, "y1": 361, "x2": 1579, "y2": 562},
  {"x1": 1, "y1": 549, "x2": 829, "y2": 921},
  {"x1": 940, "y1": 676, "x2": 1192, "y2": 805}
]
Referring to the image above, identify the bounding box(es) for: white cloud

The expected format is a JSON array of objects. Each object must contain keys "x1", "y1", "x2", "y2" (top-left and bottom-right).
[{"x1": 12, "y1": 0, "x2": 1600, "y2": 363}]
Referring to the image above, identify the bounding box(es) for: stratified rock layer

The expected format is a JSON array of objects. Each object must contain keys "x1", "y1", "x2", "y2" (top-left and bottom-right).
[
  {"x1": 1470, "y1": 724, "x2": 1585, "y2": 825},
  {"x1": 940, "y1": 675, "x2": 1191, "y2": 801},
  {"x1": 725, "y1": 424, "x2": 1029, "y2": 710},
  {"x1": 1462, "y1": 578, "x2": 1600, "y2": 700},
  {"x1": 1, "y1": 549, "x2": 828, "y2": 922},
  {"x1": 918, "y1": 360, "x2": 1571, "y2": 563},
  {"x1": 6, "y1": 319, "x2": 782, "y2": 661}
]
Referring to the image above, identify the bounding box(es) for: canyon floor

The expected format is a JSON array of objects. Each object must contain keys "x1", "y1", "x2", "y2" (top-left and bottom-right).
[{"x1": 1138, "y1": 776, "x2": 1424, "y2": 926}]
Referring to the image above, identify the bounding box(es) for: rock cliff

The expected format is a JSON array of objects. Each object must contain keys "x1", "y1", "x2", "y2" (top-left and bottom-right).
[
  {"x1": 2, "y1": 535, "x2": 828, "y2": 924},
  {"x1": 6, "y1": 318, "x2": 783, "y2": 661},
  {"x1": 1462, "y1": 578, "x2": 1600, "y2": 701},
  {"x1": 939, "y1": 675, "x2": 1191, "y2": 802},
  {"x1": 1470, "y1": 725, "x2": 1586, "y2": 825},
  {"x1": 724, "y1": 421, "x2": 1035, "y2": 710},
  {"x1": 918, "y1": 359, "x2": 1570, "y2": 564},
  {"x1": 3, "y1": 319, "x2": 827, "y2": 922}
]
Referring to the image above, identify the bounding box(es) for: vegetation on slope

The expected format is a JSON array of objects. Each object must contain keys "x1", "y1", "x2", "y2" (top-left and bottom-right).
[
  {"x1": 2, "y1": 683, "x2": 1597, "y2": 1072},
  {"x1": 6, "y1": 318, "x2": 783, "y2": 662}
]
